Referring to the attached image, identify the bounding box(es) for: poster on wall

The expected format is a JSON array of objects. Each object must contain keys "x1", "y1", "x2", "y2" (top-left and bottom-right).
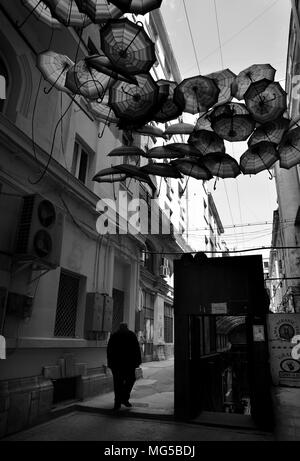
[{"x1": 267, "y1": 314, "x2": 300, "y2": 387}]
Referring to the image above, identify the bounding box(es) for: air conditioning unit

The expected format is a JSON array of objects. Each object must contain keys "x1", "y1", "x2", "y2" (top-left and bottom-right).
[
  {"x1": 85, "y1": 292, "x2": 113, "y2": 334},
  {"x1": 15, "y1": 194, "x2": 64, "y2": 268}
]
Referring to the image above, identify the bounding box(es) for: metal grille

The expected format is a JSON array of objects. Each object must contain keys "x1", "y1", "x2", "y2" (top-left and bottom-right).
[
  {"x1": 54, "y1": 271, "x2": 80, "y2": 337},
  {"x1": 164, "y1": 303, "x2": 173, "y2": 343},
  {"x1": 16, "y1": 195, "x2": 34, "y2": 253}
]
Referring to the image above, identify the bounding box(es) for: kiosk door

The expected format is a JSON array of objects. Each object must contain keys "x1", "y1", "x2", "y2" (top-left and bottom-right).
[{"x1": 174, "y1": 254, "x2": 274, "y2": 430}]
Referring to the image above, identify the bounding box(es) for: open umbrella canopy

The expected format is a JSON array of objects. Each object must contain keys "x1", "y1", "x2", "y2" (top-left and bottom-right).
[
  {"x1": 140, "y1": 162, "x2": 183, "y2": 178},
  {"x1": 93, "y1": 172, "x2": 127, "y2": 183},
  {"x1": 205, "y1": 68, "x2": 236, "y2": 106},
  {"x1": 65, "y1": 59, "x2": 112, "y2": 99},
  {"x1": 108, "y1": 0, "x2": 162, "y2": 15},
  {"x1": 108, "y1": 73, "x2": 159, "y2": 124},
  {"x1": 144, "y1": 145, "x2": 186, "y2": 159},
  {"x1": 210, "y1": 102, "x2": 255, "y2": 142},
  {"x1": 248, "y1": 117, "x2": 290, "y2": 147},
  {"x1": 22, "y1": 0, "x2": 63, "y2": 27},
  {"x1": 174, "y1": 75, "x2": 220, "y2": 114},
  {"x1": 152, "y1": 80, "x2": 184, "y2": 123},
  {"x1": 74, "y1": 0, "x2": 123, "y2": 22},
  {"x1": 134, "y1": 124, "x2": 166, "y2": 138},
  {"x1": 107, "y1": 146, "x2": 145, "y2": 157},
  {"x1": 188, "y1": 129, "x2": 225, "y2": 155},
  {"x1": 100, "y1": 18, "x2": 156, "y2": 75},
  {"x1": 88, "y1": 96, "x2": 119, "y2": 124},
  {"x1": 85, "y1": 55, "x2": 138, "y2": 84},
  {"x1": 163, "y1": 143, "x2": 203, "y2": 158},
  {"x1": 37, "y1": 51, "x2": 74, "y2": 93},
  {"x1": 93, "y1": 166, "x2": 125, "y2": 179},
  {"x1": 202, "y1": 153, "x2": 241, "y2": 179},
  {"x1": 278, "y1": 127, "x2": 300, "y2": 169},
  {"x1": 194, "y1": 111, "x2": 214, "y2": 132},
  {"x1": 231, "y1": 63, "x2": 276, "y2": 100},
  {"x1": 240, "y1": 141, "x2": 278, "y2": 175},
  {"x1": 45, "y1": 0, "x2": 91, "y2": 26},
  {"x1": 163, "y1": 122, "x2": 195, "y2": 136},
  {"x1": 244, "y1": 79, "x2": 287, "y2": 124},
  {"x1": 171, "y1": 158, "x2": 213, "y2": 180}
]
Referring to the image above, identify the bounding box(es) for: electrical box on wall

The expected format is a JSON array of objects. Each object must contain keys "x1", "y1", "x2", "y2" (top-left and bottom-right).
[
  {"x1": 15, "y1": 194, "x2": 64, "y2": 268},
  {"x1": 85, "y1": 292, "x2": 113, "y2": 335}
]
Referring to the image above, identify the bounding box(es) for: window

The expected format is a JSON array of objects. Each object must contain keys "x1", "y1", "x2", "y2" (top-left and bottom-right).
[
  {"x1": 143, "y1": 291, "x2": 155, "y2": 355},
  {"x1": 54, "y1": 270, "x2": 80, "y2": 337},
  {"x1": 178, "y1": 182, "x2": 184, "y2": 198},
  {"x1": 0, "y1": 57, "x2": 9, "y2": 113},
  {"x1": 143, "y1": 241, "x2": 155, "y2": 273},
  {"x1": 71, "y1": 141, "x2": 90, "y2": 184},
  {"x1": 164, "y1": 303, "x2": 173, "y2": 343},
  {"x1": 166, "y1": 183, "x2": 172, "y2": 200}
]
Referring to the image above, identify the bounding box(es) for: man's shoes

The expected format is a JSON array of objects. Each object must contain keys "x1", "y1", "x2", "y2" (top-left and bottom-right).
[{"x1": 122, "y1": 401, "x2": 132, "y2": 408}]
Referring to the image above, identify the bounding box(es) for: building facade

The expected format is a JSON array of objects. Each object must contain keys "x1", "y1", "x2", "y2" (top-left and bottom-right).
[
  {"x1": 0, "y1": 2, "x2": 189, "y2": 436},
  {"x1": 269, "y1": 1, "x2": 300, "y2": 312}
]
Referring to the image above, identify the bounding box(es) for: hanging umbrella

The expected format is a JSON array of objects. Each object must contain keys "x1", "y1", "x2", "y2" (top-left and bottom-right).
[
  {"x1": 231, "y1": 63, "x2": 276, "y2": 100},
  {"x1": 108, "y1": 73, "x2": 159, "y2": 124},
  {"x1": 134, "y1": 124, "x2": 166, "y2": 138},
  {"x1": 65, "y1": 59, "x2": 112, "y2": 99},
  {"x1": 112, "y1": 164, "x2": 157, "y2": 194},
  {"x1": 163, "y1": 143, "x2": 203, "y2": 158},
  {"x1": 202, "y1": 153, "x2": 241, "y2": 179},
  {"x1": 188, "y1": 129, "x2": 225, "y2": 155},
  {"x1": 194, "y1": 110, "x2": 214, "y2": 132},
  {"x1": 107, "y1": 146, "x2": 145, "y2": 157},
  {"x1": 174, "y1": 75, "x2": 220, "y2": 114},
  {"x1": 93, "y1": 166, "x2": 126, "y2": 179},
  {"x1": 93, "y1": 172, "x2": 127, "y2": 183},
  {"x1": 163, "y1": 122, "x2": 195, "y2": 136},
  {"x1": 152, "y1": 80, "x2": 184, "y2": 123},
  {"x1": 144, "y1": 145, "x2": 185, "y2": 159},
  {"x1": 74, "y1": 0, "x2": 123, "y2": 22},
  {"x1": 171, "y1": 158, "x2": 213, "y2": 180},
  {"x1": 100, "y1": 18, "x2": 156, "y2": 75},
  {"x1": 240, "y1": 141, "x2": 278, "y2": 175},
  {"x1": 85, "y1": 55, "x2": 138, "y2": 84},
  {"x1": 88, "y1": 96, "x2": 119, "y2": 124},
  {"x1": 140, "y1": 162, "x2": 183, "y2": 178},
  {"x1": 37, "y1": 51, "x2": 74, "y2": 93},
  {"x1": 21, "y1": 0, "x2": 62, "y2": 28},
  {"x1": 210, "y1": 103, "x2": 255, "y2": 142},
  {"x1": 204, "y1": 68, "x2": 236, "y2": 106},
  {"x1": 248, "y1": 117, "x2": 290, "y2": 147},
  {"x1": 244, "y1": 79, "x2": 287, "y2": 124},
  {"x1": 45, "y1": 0, "x2": 91, "y2": 26},
  {"x1": 108, "y1": 0, "x2": 162, "y2": 15},
  {"x1": 278, "y1": 127, "x2": 300, "y2": 169}
]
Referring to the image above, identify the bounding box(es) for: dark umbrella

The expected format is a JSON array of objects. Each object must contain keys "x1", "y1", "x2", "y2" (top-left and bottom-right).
[
  {"x1": 100, "y1": 18, "x2": 156, "y2": 75},
  {"x1": 194, "y1": 110, "x2": 214, "y2": 132},
  {"x1": 164, "y1": 122, "x2": 195, "y2": 136},
  {"x1": 174, "y1": 75, "x2": 220, "y2": 114},
  {"x1": 248, "y1": 117, "x2": 290, "y2": 147},
  {"x1": 140, "y1": 162, "x2": 183, "y2": 178},
  {"x1": 153, "y1": 80, "x2": 184, "y2": 123},
  {"x1": 188, "y1": 129, "x2": 225, "y2": 155},
  {"x1": 164, "y1": 143, "x2": 203, "y2": 158},
  {"x1": 278, "y1": 127, "x2": 300, "y2": 169},
  {"x1": 210, "y1": 102, "x2": 255, "y2": 142},
  {"x1": 108, "y1": 0, "x2": 162, "y2": 15},
  {"x1": 244, "y1": 79, "x2": 287, "y2": 124},
  {"x1": 112, "y1": 164, "x2": 157, "y2": 194},
  {"x1": 240, "y1": 141, "x2": 278, "y2": 175},
  {"x1": 45, "y1": 0, "x2": 91, "y2": 26},
  {"x1": 205, "y1": 68, "x2": 236, "y2": 106},
  {"x1": 74, "y1": 0, "x2": 123, "y2": 22},
  {"x1": 202, "y1": 153, "x2": 241, "y2": 178},
  {"x1": 85, "y1": 55, "x2": 138, "y2": 84},
  {"x1": 134, "y1": 124, "x2": 166, "y2": 138},
  {"x1": 108, "y1": 73, "x2": 159, "y2": 124},
  {"x1": 171, "y1": 158, "x2": 213, "y2": 180},
  {"x1": 107, "y1": 146, "x2": 145, "y2": 157},
  {"x1": 145, "y1": 145, "x2": 185, "y2": 159},
  {"x1": 231, "y1": 63, "x2": 276, "y2": 100}
]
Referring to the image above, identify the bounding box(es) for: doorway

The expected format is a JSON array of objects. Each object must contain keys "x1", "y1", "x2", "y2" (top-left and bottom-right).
[{"x1": 112, "y1": 288, "x2": 124, "y2": 332}]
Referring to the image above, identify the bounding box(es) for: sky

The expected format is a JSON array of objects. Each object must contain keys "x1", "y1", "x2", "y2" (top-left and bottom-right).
[{"x1": 160, "y1": 0, "x2": 291, "y2": 258}]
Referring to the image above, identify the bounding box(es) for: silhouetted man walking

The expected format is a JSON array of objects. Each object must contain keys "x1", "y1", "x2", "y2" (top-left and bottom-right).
[{"x1": 107, "y1": 322, "x2": 142, "y2": 410}]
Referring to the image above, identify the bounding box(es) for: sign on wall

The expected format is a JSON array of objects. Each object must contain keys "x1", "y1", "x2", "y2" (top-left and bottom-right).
[{"x1": 267, "y1": 314, "x2": 300, "y2": 387}]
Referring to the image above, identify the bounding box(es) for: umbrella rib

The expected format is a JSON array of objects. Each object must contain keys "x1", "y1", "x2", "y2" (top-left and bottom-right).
[
  {"x1": 17, "y1": 0, "x2": 44, "y2": 28},
  {"x1": 43, "y1": 64, "x2": 69, "y2": 94}
]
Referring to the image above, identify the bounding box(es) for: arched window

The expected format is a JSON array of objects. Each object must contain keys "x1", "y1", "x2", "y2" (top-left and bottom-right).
[{"x1": 0, "y1": 57, "x2": 9, "y2": 113}]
